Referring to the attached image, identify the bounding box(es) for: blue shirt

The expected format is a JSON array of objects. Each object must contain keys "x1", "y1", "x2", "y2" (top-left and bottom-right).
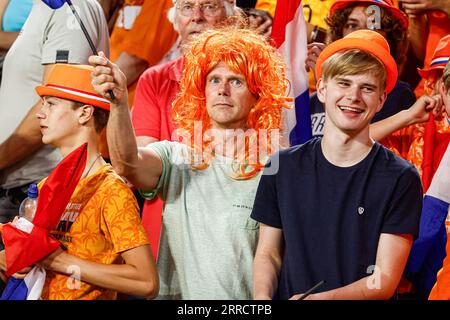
[
  {"x1": 2, "y1": 0, "x2": 33, "y2": 32},
  {"x1": 251, "y1": 138, "x2": 423, "y2": 299}
]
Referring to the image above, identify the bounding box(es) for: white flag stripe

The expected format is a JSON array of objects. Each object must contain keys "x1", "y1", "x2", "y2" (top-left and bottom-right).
[
  {"x1": 47, "y1": 85, "x2": 110, "y2": 104},
  {"x1": 427, "y1": 143, "x2": 450, "y2": 203}
]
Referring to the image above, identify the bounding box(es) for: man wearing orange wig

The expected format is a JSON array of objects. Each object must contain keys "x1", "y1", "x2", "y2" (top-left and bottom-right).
[
  {"x1": 252, "y1": 30, "x2": 423, "y2": 300},
  {"x1": 89, "y1": 27, "x2": 289, "y2": 299}
]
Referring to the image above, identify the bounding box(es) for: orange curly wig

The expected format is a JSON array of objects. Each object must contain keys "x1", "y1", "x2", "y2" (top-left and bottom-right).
[{"x1": 172, "y1": 27, "x2": 290, "y2": 179}]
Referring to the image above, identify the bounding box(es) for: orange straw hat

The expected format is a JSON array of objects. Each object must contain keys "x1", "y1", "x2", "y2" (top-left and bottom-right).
[
  {"x1": 315, "y1": 29, "x2": 398, "y2": 93},
  {"x1": 418, "y1": 35, "x2": 450, "y2": 79},
  {"x1": 328, "y1": 0, "x2": 408, "y2": 29},
  {"x1": 36, "y1": 64, "x2": 110, "y2": 111}
]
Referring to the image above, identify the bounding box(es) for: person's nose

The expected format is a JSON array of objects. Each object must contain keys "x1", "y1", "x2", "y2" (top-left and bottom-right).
[
  {"x1": 345, "y1": 85, "x2": 362, "y2": 102},
  {"x1": 217, "y1": 81, "x2": 230, "y2": 96},
  {"x1": 190, "y1": 5, "x2": 206, "y2": 23},
  {"x1": 36, "y1": 104, "x2": 46, "y2": 120}
]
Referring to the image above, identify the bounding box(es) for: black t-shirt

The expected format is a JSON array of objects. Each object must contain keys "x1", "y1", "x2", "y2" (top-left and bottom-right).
[
  {"x1": 251, "y1": 138, "x2": 423, "y2": 300},
  {"x1": 310, "y1": 80, "x2": 416, "y2": 138}
]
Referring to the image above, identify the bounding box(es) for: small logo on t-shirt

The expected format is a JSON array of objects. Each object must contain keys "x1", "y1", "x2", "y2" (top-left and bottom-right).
[
  {"x1": 358, "y1": 207, "x2": 365, "y2": 215},
  {"x1": 232, "y1": 204, "x2": 253, "y2": 210}
]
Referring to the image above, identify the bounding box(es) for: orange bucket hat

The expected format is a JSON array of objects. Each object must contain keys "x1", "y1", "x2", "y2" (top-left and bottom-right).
[
  {"x1": 418, "y1": 35, "x2": 450, "y2": 79},
  {"x1": 328, "y1": 0, "x2": 408, "y2": 29},
  {"x1": 315, "y1": 29, "x2": 398, "y2": 94},
  {"x1": 35, "y1": 64, "x2": 110, "y2": 111}
]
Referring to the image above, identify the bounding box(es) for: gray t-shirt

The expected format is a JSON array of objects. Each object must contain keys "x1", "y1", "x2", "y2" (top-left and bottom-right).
[
  {"x1": 0, "y1": 0, "x2": 109, "y2": 188},
  {"x1": 141, "y1": 141, "x2": 261, "y2": 299}
]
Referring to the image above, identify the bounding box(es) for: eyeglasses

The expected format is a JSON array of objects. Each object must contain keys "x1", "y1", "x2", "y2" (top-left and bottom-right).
[{"x1": 177, "y1": 2, "x2": 224, "y2": 17}]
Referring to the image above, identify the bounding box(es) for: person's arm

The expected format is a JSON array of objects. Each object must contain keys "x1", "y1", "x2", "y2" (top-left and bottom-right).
[
  {"x1": 89, "y1": 52, "x2": 163, "y2": 191},
  {"x1": 398, "y1": 0, "x2": 450, "y2": 62},
  {"x1": 136, "y1": 136, "x2": 159, "y2": 148},
  {"x1": 291, "y1": 233, "x2": 413, "y2": 300},
  {"x1": 0, "y1": 64, "x2": 56, "y2": 170},
  {"x1": 246, "y1": 8, "x2": 273, "y2": 38},
  {"x1": 370, "y1": 94, "x2": 442, "y2": 141},
  {"x1": 253, "y1": 224, "x2": 284, "y2": 300},
  {"x1": 305, "y1": 42, "x2": 325, "y2": 73},
  {"x1": 0, "y1": 0, "x2": 20, "y2": 50},
  {"x1": 115, "y1": 52, "x2": 149, "y2": 86},
  {"x1": 0, "y1": 249, "x2": 6, "y2": 272},
  {"x1": 399, "y1": 0, "x2": 450, "y2": 17},
  {"x1": 406, "y1": 15, "x2": 429, "y2": 62},
  {"x1": 37, "y1": 245, "x2": 159, "y2": 298}
]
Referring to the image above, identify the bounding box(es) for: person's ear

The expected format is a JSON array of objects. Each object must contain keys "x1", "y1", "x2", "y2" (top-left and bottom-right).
[
  {"x1": 439, "y1": 81, "x2": 447, "y2": 97},
  {"x1": 78, "y1": 105, "x2": 95, "y2": 125},
  {"x1": 316, "y1": 78, "x2": 326, "y2": 103}
]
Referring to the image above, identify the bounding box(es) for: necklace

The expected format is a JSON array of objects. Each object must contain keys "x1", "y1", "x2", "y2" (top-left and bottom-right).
[{"x1": 82, "y1": 154, "x2": 102, "y2": 179}]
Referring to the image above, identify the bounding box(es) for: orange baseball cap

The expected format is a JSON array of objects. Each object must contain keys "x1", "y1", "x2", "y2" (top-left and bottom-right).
[
  {"x1": 315, "y1": 29, "x2": 398, "y2": 94},
  {"x1": 328, "y1": 0, "x2": 408, "y2": 29},
  {"x1": 418, "y1": 35, "x2": 450, "y2": 79},
  {"x1": 35, "y1": 64, "x2": 110, "y2": 111}
]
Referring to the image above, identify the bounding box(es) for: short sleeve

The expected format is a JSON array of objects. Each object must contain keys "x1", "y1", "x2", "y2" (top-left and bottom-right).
[
  {"x1": 138, "y1": 141, "x2": 177, "y2": 201},
  {"x1": 42, "y1": 1, "x2": 107, "y2": 64},
  {"x1": 250, "y1": 156, "x2": 282, "y2": 228},
  {"x1": 131, "y1": 71, "x2": 162, "y2": 139},
  {"x1": 101, "y1": 181, "x2": 149, "y2": 254},
  {"x1": 381, "y1": 166, "x2": 423, "y2": 237},
  {"x1": 121, "y1": 0, "x2": 178, "y2": 66}
]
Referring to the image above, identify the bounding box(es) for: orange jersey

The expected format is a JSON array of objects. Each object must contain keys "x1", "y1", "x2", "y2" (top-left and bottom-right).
[
  {"x1": 415, "y1": 12, "x2": 450, "y2": 97},
  {"x1": 380, "y1": 115, "x2": 450, "y2": 179},
  {"x1": 40, "y1": 164, "x2": 149, "y2": 300},
  {"x1": 110, "y1": 0, "x2": 177, "y2": 104}
]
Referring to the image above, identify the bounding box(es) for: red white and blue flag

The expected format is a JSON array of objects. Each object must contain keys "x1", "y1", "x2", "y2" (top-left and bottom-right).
[
  {"x1": 405, "y1": 143, "x2": 450, "y2": 299},
  {"x1": 0, "y1": 143, "x2": 87, "y2": 300},
  {"x1": 271, "y1": 0, "x2": 312, "y2": 146}
]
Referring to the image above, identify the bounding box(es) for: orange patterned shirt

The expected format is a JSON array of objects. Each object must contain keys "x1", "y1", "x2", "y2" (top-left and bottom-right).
[
  {"x1": 380, "y1": 115, "x2": 450, "y2": 179},
  {"x1": 39, "y1": 164, "x2": 149, "y2": 300}
]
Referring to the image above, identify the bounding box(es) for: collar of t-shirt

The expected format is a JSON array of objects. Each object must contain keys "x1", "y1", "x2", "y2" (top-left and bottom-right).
[{"x1": 169, "y1": 56, "x2": 183, "y2": 83}]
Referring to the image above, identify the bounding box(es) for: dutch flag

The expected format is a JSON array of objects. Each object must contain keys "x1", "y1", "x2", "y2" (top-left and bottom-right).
[
  {"x1": 1, "y1": 219, "x2": 46, "y2": 300},
  {"x1": 1, "y1": 267, "x2": 46, "y2": 300},
  {"x1": 271, "y1": 0, "x2": 312, "y2": 146},
  {"x1": 406, "y1": 143, "x2": 450, "y2": 299}
]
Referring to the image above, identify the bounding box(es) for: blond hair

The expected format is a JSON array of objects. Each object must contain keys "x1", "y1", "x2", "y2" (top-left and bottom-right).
[{"x1": 322, "y1": 49, "x2": 387, "y2": 89}]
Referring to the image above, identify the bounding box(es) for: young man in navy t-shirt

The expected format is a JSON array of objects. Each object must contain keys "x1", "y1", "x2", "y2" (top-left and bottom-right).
[{"x1": 251, "y1": 30, "x2": 423, "y2": 300}]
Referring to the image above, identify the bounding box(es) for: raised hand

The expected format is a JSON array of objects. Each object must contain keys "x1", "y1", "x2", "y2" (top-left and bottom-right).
[
  {"x1": 247, "y1": 8, "x2": 273, "y2": 39},
  {"x1": 405, "y1": 94, "x2": 443, "y2": 125},
  {"x1": 399, "y1": 0, "x2": 450, "y2": 18},
  {"x1": 89, "y1": 51, "x2": 128, "y2": 107},
  {"x1": 306, "y1": 42, "x2": 325, "y2": 72}
]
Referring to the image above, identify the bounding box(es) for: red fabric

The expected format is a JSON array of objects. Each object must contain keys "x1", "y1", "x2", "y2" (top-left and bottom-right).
[
  {"x1": 131, "y1": 57, "x2": 183, "y2": 259},
  {"x1": 2, "y1": 225, "x2": 60, "y2": 277},
  {"x1": 1, "y1": 143, "x2": 87, "y2": 276},
  {"x1": 422, "y1": 114, "x2": 450, "y2": 193},
  {"x1": 140, "y1": 197, "x2": 164, "y2": 259},
  {"x1": 131, "y1": 57, "x2": 183, "y2": 140},
  {"x1": 270, "y1": 0, "x2": 302, "y2": 49},
  {"x1": 422, "y1": 115, "x2": 436, "y2": 192}
]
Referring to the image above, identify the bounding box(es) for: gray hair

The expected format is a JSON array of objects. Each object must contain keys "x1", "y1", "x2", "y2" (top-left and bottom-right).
[{"x1": 168, "y1": 0, "x2": 237, "y2": 32}]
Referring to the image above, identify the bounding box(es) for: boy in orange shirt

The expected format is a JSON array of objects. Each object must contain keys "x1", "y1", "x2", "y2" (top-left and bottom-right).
[{"x1": 0, "y1": 64, "x2": 158, "y2": 300}]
